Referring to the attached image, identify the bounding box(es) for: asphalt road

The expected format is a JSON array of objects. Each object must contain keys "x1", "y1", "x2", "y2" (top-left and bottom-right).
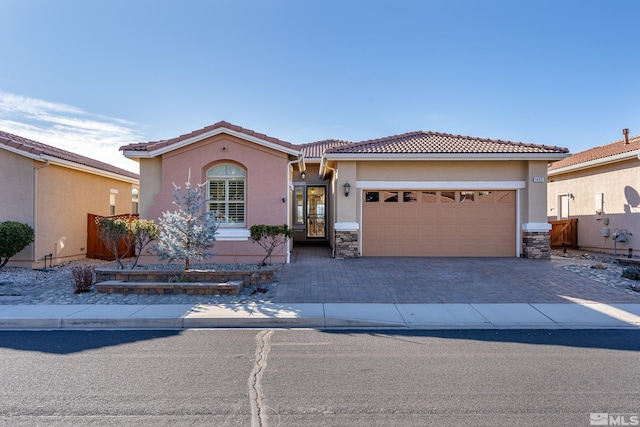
[{"x1": 0, "y1": 329, "x2": 639, "y2": 426}]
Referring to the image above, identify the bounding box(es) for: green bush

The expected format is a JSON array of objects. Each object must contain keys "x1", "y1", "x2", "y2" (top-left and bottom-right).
[
  {"x1": 621, "y1": 266, "x2": 640, "y2": 281},
  {"x1": 0, "y1": 221, "x2": 35, "y2": 268},
  {"x1": 250, "y1": 224, "x2": 294, "y2": 266}
]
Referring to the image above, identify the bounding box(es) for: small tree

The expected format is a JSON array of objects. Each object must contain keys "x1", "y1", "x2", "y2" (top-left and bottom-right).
[
  {"x1": 129, "y1": 219, "x2": 160, "y2": 269},
  {"x1": 98, "y1": 217, "x2": 160, "y2": 269},
  {"x1": 97, "y1": 217, "x2": 133, "y2": 269},
  {"x1": 0, "y1": 221, "x2": 35, "y2": 268},
  {"x1": 250, "y1": 224, "x2": 294, "y2": 266},
  {"x1": 154, "y1": 176, "x2": 218, "y2": 270}
]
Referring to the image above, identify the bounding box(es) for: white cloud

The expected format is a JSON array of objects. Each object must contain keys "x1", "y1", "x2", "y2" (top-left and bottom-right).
[{"x1": 0, "y1": 92, "x2": 143, "y2": 173}]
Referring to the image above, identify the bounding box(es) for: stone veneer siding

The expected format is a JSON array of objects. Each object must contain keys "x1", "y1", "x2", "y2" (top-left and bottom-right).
[
  {"x1": 522, "y1": 231, "x2": 551, "y2": 259},
  {"x1": 334, "y1": 230, "x2": 359, "y2": 259}
]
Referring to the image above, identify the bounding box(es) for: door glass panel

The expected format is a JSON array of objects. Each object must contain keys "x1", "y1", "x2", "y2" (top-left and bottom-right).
[
  {"x1": 460, "y1": 191, "x2": 474, "y2": 203},
  {"x1": 403, "y1": 191, "x2": 417, "y2": 202},
  {"x1": 294, "y1": 187, "x2": 304, "y2": 225},
  {"x1": 307, "y1": 186, "x2": 326, "y2": 238},
  {"x1": 440, "y1": 191, "x2": 456, "y2": 203},
  {"x1": 365, "y1": 191, "x2": 379, "y2": 202}
]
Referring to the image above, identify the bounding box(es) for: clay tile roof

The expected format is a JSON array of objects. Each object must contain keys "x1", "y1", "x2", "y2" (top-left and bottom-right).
[
  {"x1": 120, "y1": 120, "x2": 299, "y2": 153},
  {"x1": 0, "y1": 130, "x2": 139, "y2": 180},
  {"x1": 301, "y1": 139, "x2": 352, "y2": 159},
  {"x1": 548, "y1": 133, "x2": 640, "y2": 171},
  {"x1": 324, "y1": 130, "x2": 568, "y2": 155}
]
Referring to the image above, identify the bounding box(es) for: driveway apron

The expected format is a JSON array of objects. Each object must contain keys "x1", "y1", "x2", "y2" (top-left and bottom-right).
[{"x1": 272, "y1": 245, "x2": 640, "y2": 304}]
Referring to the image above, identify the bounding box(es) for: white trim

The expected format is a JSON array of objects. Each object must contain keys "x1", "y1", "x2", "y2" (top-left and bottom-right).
[
  {"x1": 521, "y1": 222, "x2": 552, "y2": 232},
  {"x1": 123, "y1": 127, "x2": 302, "y2": 159},
  {"x1": 548, "y1": 150, "x2": 640, "y2": 176},
  {"x1": 335, "y1": 222, "x2": 359, "y2": 231},
  {"x1": 216, "y1": 228, "x2": 250, "y2": 241},
  {"x1": 356, "y1": 180, "x2": 526, "y2": 190}
]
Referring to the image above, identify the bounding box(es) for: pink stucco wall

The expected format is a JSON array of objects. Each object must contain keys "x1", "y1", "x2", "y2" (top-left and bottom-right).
[{"x1": 143, "y1": 133, "x2": 292, "y2": 263}]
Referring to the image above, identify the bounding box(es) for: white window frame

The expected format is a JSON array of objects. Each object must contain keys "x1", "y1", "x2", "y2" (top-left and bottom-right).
[{"x1": 207, "y1": 164, "x2": 246, "y2": 228}]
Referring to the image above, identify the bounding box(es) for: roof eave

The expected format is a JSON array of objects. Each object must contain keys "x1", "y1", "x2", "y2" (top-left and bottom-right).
[
  {"x1": 548, "y1": 150, "x2": 640, "y2": 176},
  {"x1": 323, "y1": 153, "x2": 570, "y2": 161},
  {"x1": 2, "y1": 144, "x2": 139, "y2": 183},
  {"x1": 0, "y1": 143, "x2": 43, "y2": 160},
  {"x1": 125, "y1": 127, "x2": 302, "y2": 159}
]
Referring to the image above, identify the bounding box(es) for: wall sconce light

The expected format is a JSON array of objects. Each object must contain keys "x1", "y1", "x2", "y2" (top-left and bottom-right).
[
  {"x1": 343, "y1": 181, "x2": 351, "y2": 197},
  {"x1": 568, "y1": 193, "x2": 575, "y2": 200},
  {"x1": 301, "y1": 171, "x2": 306, "y2": 180},
  {"x1": 281, "y1": 197, "x2": 286, "y2": 203}
]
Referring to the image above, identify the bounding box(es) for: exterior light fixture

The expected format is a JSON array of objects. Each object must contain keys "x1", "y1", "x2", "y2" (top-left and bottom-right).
[
  {"x1": 344, "y1": 181, "x2": 351, "y2": 197},
  {"x1": 301, "y1": 171, "x2": 306, "y2": 180}
]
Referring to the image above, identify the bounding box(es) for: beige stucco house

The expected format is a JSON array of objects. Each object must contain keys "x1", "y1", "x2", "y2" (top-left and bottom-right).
[
  {"x1": 0, "y1": 130, "x2": 139, "y2": 268},
  {"x1": 122, "y1": 121, "x2": 568, "y2": 263},
  {"x1": 547, "y1": 129, "x2": 640, "y2": 256}
]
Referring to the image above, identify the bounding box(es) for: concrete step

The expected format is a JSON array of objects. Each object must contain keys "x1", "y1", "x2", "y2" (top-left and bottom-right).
[{"x1": 95, "y1": 280, "x2": 243, "y2": 295}]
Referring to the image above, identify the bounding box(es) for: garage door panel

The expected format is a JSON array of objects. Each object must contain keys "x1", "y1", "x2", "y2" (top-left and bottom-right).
[
  {"x1": 362, "y1": 189, "x2": 516, "y2": 257},
  {"x1": 382, "y1": 224, "x2": 400, "y2": 238},
  {"x1": 399, "y1": 207, "x2": 418, "y2": 221},
  {"x1": 400, "y1": 224, "x2": 419, "y2": 238}
]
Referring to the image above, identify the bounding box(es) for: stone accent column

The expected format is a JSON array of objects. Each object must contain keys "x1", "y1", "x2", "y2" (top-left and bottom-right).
[
  {"x1": 521, "y1": 223, "x2": 551, "y2": 259},
  {"x1": 334, "y1": 222, "x2": 360, "y2": 259}
]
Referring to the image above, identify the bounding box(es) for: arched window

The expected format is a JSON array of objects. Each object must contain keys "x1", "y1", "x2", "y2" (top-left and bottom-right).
[{"x1": 207, "y1": 164, "x2": 246, "y2": 227}]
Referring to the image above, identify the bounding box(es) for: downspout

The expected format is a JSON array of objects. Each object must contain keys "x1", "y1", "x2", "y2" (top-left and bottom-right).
[
  {"x1": 285, "y1": 155, "x2": 305, "y2": 263},
  {"x1": 33, "y1": 160, "x2": 50, "y2": 267}
]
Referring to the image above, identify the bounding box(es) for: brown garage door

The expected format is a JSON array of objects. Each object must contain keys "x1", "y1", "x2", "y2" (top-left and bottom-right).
[{"x1": 362, "y1": 190, "x2": 516, "y2": 257}]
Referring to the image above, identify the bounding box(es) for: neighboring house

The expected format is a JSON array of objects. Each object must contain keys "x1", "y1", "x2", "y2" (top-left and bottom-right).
[
  {"x1": 0, "y1": 130, "x2": 140, "y2": 268},
  {"x1": 121, "y1": 121, "x2": 568, "y2": 263},
  {"x1": 547, "y1": 129, "x2": 640, "y2": 255}
]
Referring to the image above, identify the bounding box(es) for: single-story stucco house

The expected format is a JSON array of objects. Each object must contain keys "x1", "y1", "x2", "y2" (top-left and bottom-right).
[
  {"x1": 0, "y1": 130, "x2": 140, "y2": 268},
  {"x1": 121, "y1": 121, "x2": 569, "y2": 263},
  {"x1": 548, "y1": 129, "x2": 640, "y2": 255}
]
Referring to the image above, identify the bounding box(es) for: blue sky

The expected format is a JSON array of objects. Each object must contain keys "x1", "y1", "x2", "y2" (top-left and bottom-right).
[{"x1": 1, "y1": 0, "x2": 638, "y2": 173}]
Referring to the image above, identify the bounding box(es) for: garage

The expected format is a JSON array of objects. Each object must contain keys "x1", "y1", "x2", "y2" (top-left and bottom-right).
[{"x1": 362, "y1": 189, "x2": 516, "y2": 257}]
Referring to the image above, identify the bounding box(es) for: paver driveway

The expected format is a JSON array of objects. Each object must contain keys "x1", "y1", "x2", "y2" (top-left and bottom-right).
[{"x1": 272, "y1": 244, "x2": 640, "y2": 304}]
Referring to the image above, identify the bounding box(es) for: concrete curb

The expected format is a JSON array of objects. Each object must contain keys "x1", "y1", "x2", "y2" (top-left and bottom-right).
[{"x1": 0, "y1": 303, "x2": 640, "y2": 330}]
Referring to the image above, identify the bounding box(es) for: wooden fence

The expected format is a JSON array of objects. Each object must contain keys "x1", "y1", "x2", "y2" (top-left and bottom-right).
[
  {"x1": 87, "y1": 213, "x2": 139, "y2": 260},
  {"x1": 549, "y1": 218, "x2": 578, "y2": 249}
]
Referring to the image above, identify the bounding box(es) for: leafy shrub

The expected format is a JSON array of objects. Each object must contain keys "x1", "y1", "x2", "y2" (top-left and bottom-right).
[
  {"x1": 98, "y1": 216, "x2": 160, "y2": 269},
  {"x1": 72, "y1": 266, "x2": 94, "y2": 293},
  {"x1": 621, "y1": 266, "x2": 640, "y2": 281},
  {"x1": 169, "y1": 274, "x2": 191, "y2": 283},
  {"x1": 250, "y1": 224, "x2": 294, "y2": 266},
  {"x1": 0, "y1": 221, "x2": 35, "y2": 268},
  {"x1": 591, "y1": 262, "x2": 606, "y2": 270}
]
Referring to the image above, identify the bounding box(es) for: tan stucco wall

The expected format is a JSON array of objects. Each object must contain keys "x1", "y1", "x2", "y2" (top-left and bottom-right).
[
  {"x1": 141, "y1": 133, "x2": 292, "y2": 263},
  {"x1": 139, "y1": 157, "x2": 162, "y2": 220},
  {"x1": 523, "y1": 161, "x2": 550, "y2": 224},
  {"x1": 356, "y1": 160, "x2": 527, "y2": 181},
  {"x1": 0, "y1": 150, "x2": 36, "y2": 264},
  {"x1": 351, "y1": 159, "x2": 537, "y2": 224},
  {"x1": 548, "y1": 159, "x2": 640, "y2": 253},
  {"x1": 33, "y1": 164, "x2": 136, "y2": 267}
]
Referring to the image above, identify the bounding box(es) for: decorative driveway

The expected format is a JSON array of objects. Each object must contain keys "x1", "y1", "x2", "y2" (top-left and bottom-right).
[{"x1": 273, "y1": 245, "x2": 640, "y2": 304}]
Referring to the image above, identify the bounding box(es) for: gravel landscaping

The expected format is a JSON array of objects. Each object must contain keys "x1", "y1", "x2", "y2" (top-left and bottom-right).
[{"x1": 0, "y1": 258, "x2": 280, "y2": 305}]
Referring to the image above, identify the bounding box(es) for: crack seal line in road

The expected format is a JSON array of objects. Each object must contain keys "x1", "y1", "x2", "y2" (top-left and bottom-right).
[{"x1": 249, "y1": 330, "x2": 273, "y2": 427}]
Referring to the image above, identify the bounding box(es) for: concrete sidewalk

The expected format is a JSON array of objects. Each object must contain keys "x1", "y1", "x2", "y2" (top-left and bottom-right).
[{"x1": 1, "y1": 302, "x2": 640, "y2": 330}]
